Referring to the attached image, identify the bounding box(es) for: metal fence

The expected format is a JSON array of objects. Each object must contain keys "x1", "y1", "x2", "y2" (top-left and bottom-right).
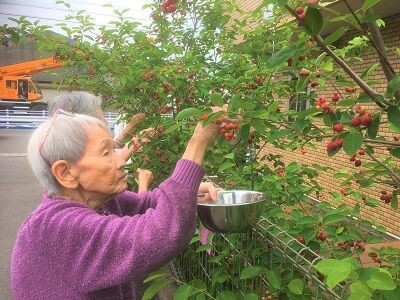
[
  {"x1": 171, "y1": 218, "x2": 349, "y2": 299},
  {"x1": 0, "y1": 109, "x2": 119, "y2": 129}
]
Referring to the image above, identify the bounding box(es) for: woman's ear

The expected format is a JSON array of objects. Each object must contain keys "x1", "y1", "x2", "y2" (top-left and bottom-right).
[{"x1": 51, "y1": 160, "x2": 79, "y2": 189}]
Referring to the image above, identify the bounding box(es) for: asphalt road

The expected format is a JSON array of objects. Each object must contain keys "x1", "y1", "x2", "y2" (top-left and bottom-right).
[{"x1": 0, "y1": 129, "x2": 42, "y2": 299}]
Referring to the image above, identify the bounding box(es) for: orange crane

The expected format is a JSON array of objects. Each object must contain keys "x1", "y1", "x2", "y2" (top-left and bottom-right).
[{"x1": 0, "y1": 57, "x2": 63, "y2": 110}]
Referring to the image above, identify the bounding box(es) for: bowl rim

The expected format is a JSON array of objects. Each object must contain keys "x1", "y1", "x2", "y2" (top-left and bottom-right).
[{"x1": 197, "y1": 190, "x2": 266, "y2": 207}]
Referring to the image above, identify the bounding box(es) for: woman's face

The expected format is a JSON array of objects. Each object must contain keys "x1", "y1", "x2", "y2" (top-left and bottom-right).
[{"x1": 72, "y1": 124, "x2": 127, "y2": 199}]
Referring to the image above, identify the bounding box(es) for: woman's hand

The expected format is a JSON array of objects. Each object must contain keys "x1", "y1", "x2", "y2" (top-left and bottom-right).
[
  {"x1": 197, "y1": 181, "x2": 222, "y2": 203},
  {"x1": 136, "y1": 168, "x2": 153, "y2": 193},
  {"x1": 191, "y1": 106, "x2": 234, "y2": 146},
  {"x1": 182, "y1": 105, "x2": 236, "y2": 165}
]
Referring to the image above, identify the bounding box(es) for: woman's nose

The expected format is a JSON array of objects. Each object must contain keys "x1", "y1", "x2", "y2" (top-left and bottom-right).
[{"x1": 116, "y1": 155, "x2": 126, "y2": 170}]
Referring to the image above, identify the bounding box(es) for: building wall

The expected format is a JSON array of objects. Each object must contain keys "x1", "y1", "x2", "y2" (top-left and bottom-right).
[{"x1": 234, "y1": 0, "x2": 400, "y2": 235}]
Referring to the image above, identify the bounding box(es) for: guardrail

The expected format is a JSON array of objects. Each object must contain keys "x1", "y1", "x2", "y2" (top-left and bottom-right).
[{"x1": 0, "y1": 109, "x2": 119, "y2": 129}]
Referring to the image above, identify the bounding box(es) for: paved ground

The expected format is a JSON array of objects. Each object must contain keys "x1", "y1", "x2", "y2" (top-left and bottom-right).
[{"x1": 0, "y1": 129, "x2": 42, "y2": 299}]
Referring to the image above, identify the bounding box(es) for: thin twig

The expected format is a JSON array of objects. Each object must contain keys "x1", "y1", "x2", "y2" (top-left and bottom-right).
[{"x1": 365, "y1": 152, "x2": 400, "y2": 186}]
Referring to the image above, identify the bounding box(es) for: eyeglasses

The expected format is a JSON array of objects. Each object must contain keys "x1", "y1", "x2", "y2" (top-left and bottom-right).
[{"x1": 39, "y1": 108, "x2": 75, "y2": 168}]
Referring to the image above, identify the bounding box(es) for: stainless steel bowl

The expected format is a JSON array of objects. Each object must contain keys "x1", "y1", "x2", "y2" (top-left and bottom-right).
[{"x1": 197, "y1": 190, "x2": 266, "y2": 233}]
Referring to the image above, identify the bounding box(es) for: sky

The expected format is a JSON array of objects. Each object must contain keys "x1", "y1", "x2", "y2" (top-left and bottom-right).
[{"x1": 0, "y1": 0, "x2": 153, "y2": 33}]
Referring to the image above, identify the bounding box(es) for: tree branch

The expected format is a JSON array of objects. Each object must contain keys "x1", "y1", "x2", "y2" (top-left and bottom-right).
[
  {"x1": 365, "y1": 151, "x2": 400, "y2": 186},
  {"x1": 284, "y1": 5, "x2": 392, "y2": 109}
]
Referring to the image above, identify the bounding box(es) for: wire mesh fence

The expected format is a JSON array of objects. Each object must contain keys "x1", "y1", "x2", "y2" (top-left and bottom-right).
[{"x1": 171, "y1": 218, "x2": 349, "y2": 299}]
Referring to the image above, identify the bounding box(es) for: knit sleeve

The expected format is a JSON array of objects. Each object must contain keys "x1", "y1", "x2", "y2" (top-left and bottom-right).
[{"x1": 40, "y1": 160, "x2": 204, "y2": 293}]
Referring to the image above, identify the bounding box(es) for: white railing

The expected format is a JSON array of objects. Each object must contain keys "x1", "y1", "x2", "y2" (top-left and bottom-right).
[{"x1": 0, "y1": 110, "x2": 119, "y2": 130}]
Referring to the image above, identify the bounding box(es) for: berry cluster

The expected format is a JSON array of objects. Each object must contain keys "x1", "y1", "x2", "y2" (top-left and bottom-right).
[
  {"x1": 380, "y1": 190, "x2": 392, "y2": 204},
  {"x1": 315, "y1": 96, "x2": 334, "y2": 114},
  {"x1": 351, "y1": 105, "x2": 372, "y2": 127},
  {"x1": 326, "y1": 138, "x2": 343, "y2": 153},
  {"x1": 370, "y1": 252, "x2": 382, "y2": 264},
  {"x1": 316, "y1": 230, "x2": 327, "y2": 241},
  {"x1": 161, "y1": 0, "x2": 177, "y2": 13},
  {"x1": 349, "y1": 148, "x2": 365, "y2": 167},
  {"x1": 199, "y1": 114, "x2": 239, "y2": 141},
  {"x1": 337, "y1": 240, "x2": 365, "y2": 252}
]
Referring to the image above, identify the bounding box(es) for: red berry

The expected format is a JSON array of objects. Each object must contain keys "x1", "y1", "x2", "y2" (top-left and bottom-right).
[
  {"x1": 361, "y1": 113, "x2": 372, "y2": 126},
  {"x1": 350, "y1": 155, "x2": 356, "y2": 162},
  {"x1": 231, "y1": 123, "x2": 239, "y2": 130},
  {"x1": 354, "y1": 160, "x2": 362, "y2": 167},
  {"x1": 327, "y1": 141, "x2": 337, "y2": 152},
  {"x1": 299, "y1": 69, "x2": 310, "y2": 77},
  {"x1": 307, "y1": 0, "x2": 319, "y2": 4},
  {"x1": 351, "y1": 116, "x2": 361, "y2": 127},
  {"x1": 214, "y1": 117, "x2": 223, "y2": 125},
  {"x1": 321, "y1": 102, "x2": 329, "y2": 110},
  {"x1": 331, "y1": 93, "x2": 340, "y2": 102},
  {"x1": 310, "y1": 81, "x2": 319, "y2": 88},
  {"x1": 219, "y1": 128, "x2": 226, "y2": 134},
  {"x1": 318, "y1": 96, "x2": 326, "y2": 104},
  {"x1": 345, "y1": 87, "x2": 355, "y2": 93},
  {"x1": 165, "y1": 4, "x2": 176, "y2": 13},
  {"x1": 358, "y1": 149, "x2": 365, "y2": 155},
  {"x1": 295, "y1": 7, "x2": 304, "y2": 14},
  {"x1": 296, "y1": 236, "x2": 305, "y2": 244},
  {"x1": 298, "y1": 11, "x2": 306, "y2": 20},
  {"x1": 200, "y1": 113, "x2": 209, "y2": 121},
  {"x1": 223, "y1": 123, "x2": 231, "y2": 130},
  {"x1": 335, "y1": 138, "x2": 343, "y2": 147},
  {"x1": 381, "y1": 190, "x2": 387, "y2": 195},
  {"x1": 316, "y1": 73, "x2": 321, "y2": 78},
  {"x1": 224, "y1": 132, "x2": 234, "y2": 140},
  {"x1": 333, "y1": 123, "x2": 344, "y2": 132}
]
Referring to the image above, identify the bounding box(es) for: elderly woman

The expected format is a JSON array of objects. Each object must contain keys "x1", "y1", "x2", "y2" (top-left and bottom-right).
[
  {"x1": 11, "y1": 109, "x2": 222, "y2": 299},
  {"x1": 48, "y1": 91, "x2": 153, "y2": 192}
]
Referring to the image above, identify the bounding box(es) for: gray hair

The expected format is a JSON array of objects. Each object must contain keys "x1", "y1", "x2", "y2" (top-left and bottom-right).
[
  {"x1": 27, "y1": 113, "x2": 107, "y2": 197},
  {"x1": 48, "y1": 91, "x2": 103, "y2": 120}
]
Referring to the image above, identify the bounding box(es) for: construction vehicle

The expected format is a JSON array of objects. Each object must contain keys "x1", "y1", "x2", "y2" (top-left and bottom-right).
[{"x1": 0, "y1": 57, "x2": 63, "y2": 111}]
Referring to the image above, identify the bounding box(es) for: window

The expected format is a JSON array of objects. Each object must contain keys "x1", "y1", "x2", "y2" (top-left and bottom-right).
[
  {"x1": 29, "y1": 82, "x2": 36, "y2": 93},
  {"x1": 6, "y1": 80, "x2": 17, "y2": 89}
]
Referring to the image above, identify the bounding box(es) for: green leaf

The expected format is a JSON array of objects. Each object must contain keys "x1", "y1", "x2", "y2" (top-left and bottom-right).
[
  {"x1": 223, "y1": 153, "x2": 235, "y2": 159},
  {"x1": 365, "y1": 198, "x2": 380, "y2": 207},
  {"x1": 143, "y1": 268, "x2": 166, "y2": 283},
  {"x1": 176, "y1": 108, "x2": 201, "y2": 121},
  {"x1": 266, "y1": 269, "x2": 281, "y2": 289},
  {"x1": 315, "y1": 259, "x2": 353, "y2": 289},
  {"x1": 218, "y1": 161, "x2": 236, "y2": 172},
  {"x1": 361, "y1": 0, "x2": 380, "y2": 12},
  {"x1": 324, "y1": 27, "x2": 348, "y2": 45},
  {"x1": 343, "y1": 131, "x2": 363, "y2": 156},
  {"x1": 216, "y1": 291, "x2": 238, "y2": 300},
  {"x1": 322, "y1": 60, "x2": 333, "y2": 71},
  {"x1": 387, "y1": 76, "x2": 400, "y2": 98},
  {"x1": 240, "y1": 266, "x2": 264, "y2": 280},
  {"x1": 367, "y1": 113, "x2": 380, "y2": 139},
  {"x1": 387, "y1": 106, "x2": 400, "y2": 129},
  {"x1": 252, "y1": 119, "x2": 266, "y2": 133},
  {"x1": 143, "y1": 279, "x2": 171, "y2": 300},
  {"x1": 243, "y1": 293, "x2": 258, "y2": 300},
  {"x1": 210, "y1": 93, "x2": 224, "y2": 106},
  {"x1": 288, "y1": 279, "x2": 304, "y2": 295},
  {"x1": 390, "y1": 148, "x2": 400, "y2": 159},
  {"x1": 323, "y1": 213, "x2": 347, "y2": 225},
  {"x1": 348, "y1": 280, "x2": 372, "y2": 300},
  {"x1": 366, "y1": 268, "x2": 396, "y2": 290},
  {"x1": 305, "y1": 7, "x2": 324, "y2": 36},
  {"x1": 267, "y1": 46, "x2": 296, "y2": 69},
  {"x1": 196, "y1": 244, "x2": 213, "y2": 253},
  {"x1": 165, "y1": 121, "x2": 183, "y2": 134},
  {"x1": 391, "y1": 190, "x2": 398, "y2": 210},
  {"x1": 361, "y1": 64, "x2": 378, "y2": 80},
  {"x1": 174, "y1": 285, "x2": 199, "y2": 300}
]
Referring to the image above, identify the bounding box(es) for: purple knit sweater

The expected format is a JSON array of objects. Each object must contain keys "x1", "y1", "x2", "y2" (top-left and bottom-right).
[{"x1": 11, "y1": 159, "x2": 204, "y2": 300}]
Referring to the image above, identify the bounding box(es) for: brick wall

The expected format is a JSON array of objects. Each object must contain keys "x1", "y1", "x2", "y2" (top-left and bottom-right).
[{"x1": 233, "y1": 0, "x2": 400, "y2": 235}]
